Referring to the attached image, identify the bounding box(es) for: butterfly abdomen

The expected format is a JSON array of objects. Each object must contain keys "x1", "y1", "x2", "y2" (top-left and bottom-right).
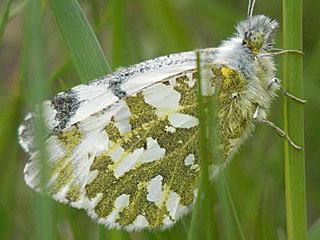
[{"x1": 211, "y1": 67, "x2": 256, "y2": 160}]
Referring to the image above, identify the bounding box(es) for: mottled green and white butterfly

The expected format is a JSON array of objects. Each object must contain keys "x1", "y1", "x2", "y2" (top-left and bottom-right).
[{"x1": 18, "y1": 0, "x2": 305, "y2": 231}]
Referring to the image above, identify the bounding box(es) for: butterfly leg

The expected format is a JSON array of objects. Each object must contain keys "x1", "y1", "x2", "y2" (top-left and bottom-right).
[
  {"x1": 255, "y1": 49, "x2": 304, "y2": 59},
  {"x1": 268, "y1": 78, "x2": 307, "y2": 103},
  {"x1": 253, "y1": 105, "x2": 303, "y2": 150}
]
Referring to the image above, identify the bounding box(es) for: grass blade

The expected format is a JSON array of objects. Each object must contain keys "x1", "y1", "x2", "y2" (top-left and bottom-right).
[
  {"x1": 47, "y1": 0, "x2": 111, "y2": 82},
  {"x1": 215, "y1": 173, "x2": 237, "y2": 240},
  {"x1": 0, "y1": 94, "x2": 24, "y2": 239},
  {"x1": 188, "y1": 182, "x2": 202, "y2": 240},
  {"x1": 282, "y1": 0, "x2": 307, "y2": 239},
  {"x1": 8, "y1": 0, "x2": 29, "y2": 21},
  {"x1": 98, "y1": 225, "x2": 107, "y2": 240},
  {"x1": 0, "y1": 0, "x2": 13, "y2": 49},
  {"x1": 188, "y1": 51, "x2": 214, "y2": 240},
  {"x1": 110, "y1": 0, "x2": 128, "y2": 69},
  {"x1": 278, "y1": 228, "x2": 287, "y2": 240},
  {"x1": 223, "y1": 174, "x2": 246, "y2": 240},
  {"x1": 215, "y1": 171, "x2": 246, "y2": 240},
  {"x1": 22, "y1": 1, "x2": 56, "y2": 239}
]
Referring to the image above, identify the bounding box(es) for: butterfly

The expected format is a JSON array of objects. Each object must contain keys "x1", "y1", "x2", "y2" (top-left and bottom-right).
[{"x1": 18, "y1": 0, "x2": 305, "y2": 231}]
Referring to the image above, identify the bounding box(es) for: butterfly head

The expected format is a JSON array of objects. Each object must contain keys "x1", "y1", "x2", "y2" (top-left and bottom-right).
[{"x1": 236, "y1": 15, "x2": 279, "y2": 54}]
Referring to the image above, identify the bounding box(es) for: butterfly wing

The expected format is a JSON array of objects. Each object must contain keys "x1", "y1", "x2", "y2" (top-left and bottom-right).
[
  {"x1": 18, "y1": 48, "x2": 216, "y2": 155},
  {"x1": 21, "y1": 54, "x2": 256, "y2": 230},
  {"x1": 24, "y1": 67, "x2": 207, "y2": 230}
]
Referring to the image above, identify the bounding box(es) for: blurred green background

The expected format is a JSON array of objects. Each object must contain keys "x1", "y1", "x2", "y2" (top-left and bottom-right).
[{"x1": 0, "y1": 0, "x2": 319, "y2": 239}]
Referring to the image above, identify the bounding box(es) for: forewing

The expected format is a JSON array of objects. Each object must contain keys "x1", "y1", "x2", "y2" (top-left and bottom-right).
[
  {"x1": 24, "y1": 68, "x2": 211, "y2": 230},
  {"x1": 18, "y1": 48, "x2": 217, "y2": 155}
]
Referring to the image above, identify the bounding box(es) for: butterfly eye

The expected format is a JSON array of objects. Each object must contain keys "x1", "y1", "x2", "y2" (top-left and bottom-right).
[{"x1": 249, "y1": 32, "x2": 264, "y2": 50}]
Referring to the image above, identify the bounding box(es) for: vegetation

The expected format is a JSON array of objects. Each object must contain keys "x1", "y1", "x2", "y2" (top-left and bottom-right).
[{"x1": 0, "y1": 0, "x2": 319, "y2": 239}]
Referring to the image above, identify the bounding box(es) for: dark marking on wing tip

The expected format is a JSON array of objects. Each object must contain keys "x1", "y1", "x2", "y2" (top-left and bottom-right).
[
  {"x1": 109, "y1": 78, "x2": 127, "y2": 99},
  {"x1": 50, "y1": 89, "x2": 82, "y2": 134}
]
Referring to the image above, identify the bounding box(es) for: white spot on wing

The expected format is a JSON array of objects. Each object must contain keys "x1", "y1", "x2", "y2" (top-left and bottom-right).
[
  {"x1": 184, "y1": 154, "x2": 195, "y2": 166},
  {"x1": 186, "y1": 72, "x2": 195, "y2": 88},
  {"x1": 141, "y1": 138, "x2": 165, "y2": 163},
  {"x1": 200, "y1": 67, "x2": 215, "y2": 96},
  {"x1": 112, "y1": 138, "x2": 164, "y2": 178},
  {"x1": 166, "y1": 192, "x2": 180, "y2": 219},
  {"x1": 87, "y1": 170, "x2": 98, "y2": 187},
  {"x1": 191, "y1": 164, "x2": 199, "y2": 170},
  {"x1": 92, "y1": 129, "x2": 109, "y2": 156},
  {"x1": 106, "y1": 194, "x2": 130, "y2": 222},
  {"x1": 70, "y1": 83, "x2": 118, "y2": 128},
  {"x1": 133, "y1": 215, "x2": 149, "y2": 227},
  {"x1": 168, "y1": 113, "x2": 198, "y2": 128},
  {"x1": 108, "y1": 144, "x2": 125, "y2": 162},
  {"x1": 114, "y1": 148, "x2": 144, "y2": 178},
  {"x1": 163, "y1": 216, "x2": 173, "y2": 225},
  {"x1": 165, "y1": 125, "x2": 176, "y2": 133},
  {"x1": 111, "y1": 102, "x2": 132, "y2": 134},
  {"x1": 89, "y1": 193, "x2": 103, "y2": 208},
  {"x1": 168, "y1": 77, "x2": 176, "y2": 86},
  {"x1": 147, "y1": 175, "x2": 165, "y2": 207},
  {"x1": 121, "y1": 64, "x2": 195, "y2": 96},
  {"x1": 53, "y1": 183, "x2": 71, "y2": 201},
  {"x1": 114, "y1": 120, "x2": 131, "y2": 135},
  {"x1": 143, "y1": 84, "x2": 181, "y2": 117}
]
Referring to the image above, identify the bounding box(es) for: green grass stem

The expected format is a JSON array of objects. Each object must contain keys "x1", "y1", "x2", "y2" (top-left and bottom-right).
[
  {"x1": 0, "y1": 0, "x2": 13, "y2": 49},
  {"x1": 223, "y1": 174, "x2": 246, "y2": 240},
  {"x1": 111, "y1": 0, "x2": 127, "y2": 69},
  {"x1": 47, "y1": 0, "x2": 111, "y2": 82},
  {"x1": 282, "y1": 0, "x2": 307, "y2": 239},
  {"x1": 215, "y1": 171, "x2": 246, "y2": 240},
  {"x1": 8, "y1": 0, "x2": 29, "y2": 21},
  {"x1": 188, "y1": 51, "x2": 214, "y2": 240},
  {"x1": 23, "y1": 1, "x2": 55, "y2": 239}
]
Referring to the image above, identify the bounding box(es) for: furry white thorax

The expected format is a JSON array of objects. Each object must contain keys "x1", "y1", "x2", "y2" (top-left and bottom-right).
[{"x1": 214, "y1": 14, "x2": 279, "y2": 116}]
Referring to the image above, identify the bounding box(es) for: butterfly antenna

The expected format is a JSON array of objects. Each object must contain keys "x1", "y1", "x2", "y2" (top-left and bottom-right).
[
  {"x1": 247, "y1": 0, "x2": 252, "y2": 19},
  {"x1": 249, "y1": 0, "x2": 256, "y2": 18}
]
